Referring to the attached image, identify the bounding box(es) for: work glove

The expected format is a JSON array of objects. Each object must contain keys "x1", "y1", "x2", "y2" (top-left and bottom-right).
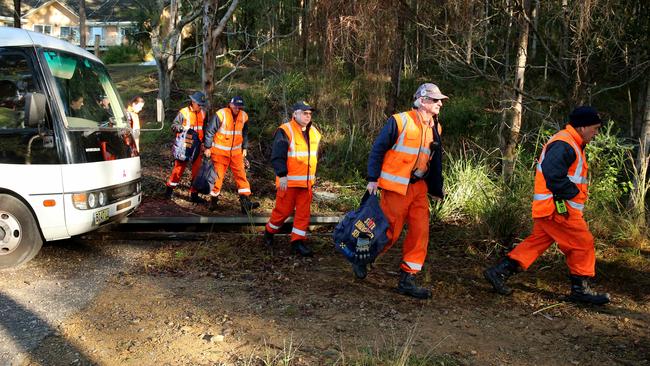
[
  {"x1": 244, "y1": 157, "x2": 250, "y2": 170},
  {"x1": 279, "y1": 176, "x2": 288, "y2": 191},
  {"x1": 204, "y1": 148, "x2": 211, "y2": 158}
]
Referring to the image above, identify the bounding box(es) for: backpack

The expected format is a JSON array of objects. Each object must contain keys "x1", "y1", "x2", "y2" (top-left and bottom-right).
[
  {"x1": 192, "y1": 158, "x2": 218, "y2": 194},
  {"x1": 333, "y1": 193, "x2": 389, "y2": 265},
  {"x1": 172, "y1": 129, "x2": 200, "y2": 162}
]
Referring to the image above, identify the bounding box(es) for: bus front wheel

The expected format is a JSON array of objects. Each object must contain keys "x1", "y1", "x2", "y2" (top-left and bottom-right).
[{"x1": 0, "y1": 194, "x2": 43, "y2": 268}]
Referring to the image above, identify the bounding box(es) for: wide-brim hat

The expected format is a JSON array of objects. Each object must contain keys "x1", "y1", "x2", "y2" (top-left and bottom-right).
[{"x1": 189, "y1": 91, "x2": 207, "y2": 107}]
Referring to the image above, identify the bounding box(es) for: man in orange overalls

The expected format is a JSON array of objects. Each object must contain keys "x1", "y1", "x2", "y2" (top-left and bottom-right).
[
  {"x1": 204, "y1": 96, "x2": 260, "y2": 214},
  {"x1": 164, "y1": 91, "x2": 207, "y2": 203},
  {"x1": 363, "y1": 83, "x2": 447, "y2": 299},
  {"x1": 263, "y1": 101, "x2": 321, "y2": 257},
  {"x1": 484, "y1": 106, "x2": 610, "y2": 305}
]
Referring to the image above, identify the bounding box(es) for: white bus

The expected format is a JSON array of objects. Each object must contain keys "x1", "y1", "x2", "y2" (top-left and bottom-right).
[{"x1": 0, "y1": 28, "x2": 144, "y2": 268}]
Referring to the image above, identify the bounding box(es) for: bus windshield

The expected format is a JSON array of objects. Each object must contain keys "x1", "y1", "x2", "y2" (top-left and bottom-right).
[{"x1": 42, "y1": 49, "x2": 127, "y2": 129}]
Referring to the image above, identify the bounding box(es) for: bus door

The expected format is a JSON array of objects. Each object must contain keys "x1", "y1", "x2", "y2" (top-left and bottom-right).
[{"x1": 0, "y1": 46, "x2": 68, "y2": 241}]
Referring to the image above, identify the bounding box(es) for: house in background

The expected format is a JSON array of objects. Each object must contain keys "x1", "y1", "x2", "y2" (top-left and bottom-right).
[{"x1": 0, "y1": 0, "x2": 138, "y2": 49}]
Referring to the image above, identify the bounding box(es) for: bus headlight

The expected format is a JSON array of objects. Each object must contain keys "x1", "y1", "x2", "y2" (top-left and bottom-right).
[
  {"x1": 136, "y1": 182, "x2": 141, "y2": 193},
  {"x1": 87, "y1": 192, "x2": 97, "y2": 209},
  {"x1": 98, "y1": 191, "x2": 107, "y2": 206}
]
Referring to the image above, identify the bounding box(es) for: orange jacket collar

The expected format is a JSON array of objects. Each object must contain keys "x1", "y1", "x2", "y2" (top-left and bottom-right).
[{"x1": 565, "y1": 125, "x2": 584, "y2": 147}]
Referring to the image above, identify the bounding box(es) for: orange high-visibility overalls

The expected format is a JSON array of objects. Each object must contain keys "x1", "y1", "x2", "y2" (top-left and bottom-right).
[
  {"x1": 209, "y1": 108, "x2": 252, "y2": 197},
  {"x1": 166, "y1": 107, "x2": 205, "y2": 193},
  {"x1": 378, "y1": 110, "x2": 441, "y2": 274},
  {"x1": 508, "y1": 125, "x2": 595, "y2": 276},
  {"x1": 265, "y1": 119, "x2": 321, "y2": 242}
]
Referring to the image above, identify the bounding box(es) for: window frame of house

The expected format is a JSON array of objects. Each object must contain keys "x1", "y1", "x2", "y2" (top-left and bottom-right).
[
  {"x1": 33, "y1": 24, "x2": 53, "y2": 35},
  {"x1": 59, "y1": 26, "x2": 78, "y2": 40}
]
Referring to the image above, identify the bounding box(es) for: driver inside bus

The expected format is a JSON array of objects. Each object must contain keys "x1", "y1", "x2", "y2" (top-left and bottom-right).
[{"x1": 69, "y1": 94, "x2": 86, "y2": 118}]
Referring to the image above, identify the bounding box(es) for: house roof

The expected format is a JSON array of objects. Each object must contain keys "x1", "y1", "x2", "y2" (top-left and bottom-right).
[{"x1": 1, "y1": 0, "x2": 140, "y2": 23}]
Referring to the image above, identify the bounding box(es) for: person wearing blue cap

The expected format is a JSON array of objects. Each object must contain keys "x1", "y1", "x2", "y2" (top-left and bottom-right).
[
  {"x1": 484, "y1": 106, "x2": 610, "y2": 305},
  {"x1": 165, "y1": 91, "x2": 208, "y2": 203},
  {"x1": 263, "y1": 101, "x2": 321, "y2": 257},
  {"x1": 204, "y1": 96, "x2": 260, "y2": 213}
]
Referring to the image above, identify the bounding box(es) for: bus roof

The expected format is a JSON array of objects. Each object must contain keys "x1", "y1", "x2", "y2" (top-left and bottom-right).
[{"x1": 0, "y1": 27, "x2": 101, "y2": 63}]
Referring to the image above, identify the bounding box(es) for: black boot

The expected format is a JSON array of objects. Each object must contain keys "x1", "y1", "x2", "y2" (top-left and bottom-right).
[
  {"x1": 164, "y1": 186, "x2": 174, "y2": 199},
  {"x1": 263, "y1": 230, "x2": 274, "y2": 247},
  {"x1": 397, "y1": 270, "x2": 431, "y2": 299},
  {"x1": 291, "y1": 240, "x2": 313, "y2": 257},
  {"x1": 483, "y1": 256, "x2": 520, "y2": 295},
  {"x1": 567, "y1": 275, "x2": 610, "y2": 305},
  {"x1": 352, "y1": 263, "x2": 367, "y2": 280},
  {"x1": 190, "y1": 192, "x2": 207, "y2": 204},
  {"x1": 239, "y1": 195, "x2": 260, "y2": 214},
  {"x1": 208, "y1": 196, "x2": 219, "y2": 211}
]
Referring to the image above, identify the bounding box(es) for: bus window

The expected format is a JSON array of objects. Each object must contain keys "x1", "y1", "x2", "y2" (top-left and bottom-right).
[
  {"x1": 43, "y1": 49, "x2": 127, "y2": 130},
  {"x1": 0, "y1": 48, "x2": 59, "y2": 165}
]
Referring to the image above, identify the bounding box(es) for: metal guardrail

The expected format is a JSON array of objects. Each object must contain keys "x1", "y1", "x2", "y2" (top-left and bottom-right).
[{"x1": 119, "y1": 215, "x2": 342, "y2": 226}]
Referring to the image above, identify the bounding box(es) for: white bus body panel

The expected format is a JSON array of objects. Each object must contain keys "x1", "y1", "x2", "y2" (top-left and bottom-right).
[
  {"x1": 61, "y1": 157, "x2": 142, "y2": 237},
  {"x1": 0, "y1": 27, "x2": 100, "y2": 62},
  {"x1": 0, "y1": 163, "x2": 68, "y2": 241}
]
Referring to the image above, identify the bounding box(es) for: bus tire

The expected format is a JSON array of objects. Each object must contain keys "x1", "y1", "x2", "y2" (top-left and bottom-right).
[{"x1": 0, "y1": 194, "x2": 43, "y2": 268}]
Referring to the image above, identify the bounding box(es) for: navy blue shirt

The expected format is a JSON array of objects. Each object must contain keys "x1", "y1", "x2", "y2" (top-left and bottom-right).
[{"x1": 541, "y1": 141, "x2": 580, "y2": 200}]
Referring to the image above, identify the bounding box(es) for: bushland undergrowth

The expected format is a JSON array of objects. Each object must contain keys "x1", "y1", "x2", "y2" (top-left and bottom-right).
[{"x1": 119, "y1": 45, "x2": 649, "y2": 253}]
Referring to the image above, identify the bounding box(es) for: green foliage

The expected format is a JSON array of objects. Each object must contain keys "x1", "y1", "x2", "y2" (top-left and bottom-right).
[
  {"x1": 101, "y1": 45, "x2": 142, "y2": 65},
  {"x1": 432, "y1": 150, "x2": 499, "y2": 223},
  {"x1": 585, "y1": 121, "x2": 634, "y2": 213}
]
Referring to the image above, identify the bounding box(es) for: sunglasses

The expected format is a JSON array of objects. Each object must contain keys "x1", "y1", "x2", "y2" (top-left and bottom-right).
[{"x1": 421, "y1": 96, "x2": 443, "y2": 103}]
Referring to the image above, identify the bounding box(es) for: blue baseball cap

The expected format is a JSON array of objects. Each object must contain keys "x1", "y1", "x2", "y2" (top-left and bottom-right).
[
  {"x1": 292, "y1": 100, "x2": 315, "y2": 112},
  {"x1": 230, "y1": 96, "x2": 245, "y2": 107}
]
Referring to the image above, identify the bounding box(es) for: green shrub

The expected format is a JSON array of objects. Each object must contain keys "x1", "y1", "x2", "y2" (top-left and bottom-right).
[{"x1": 101, "y1": 45, "x2": 142, "y2": 65}]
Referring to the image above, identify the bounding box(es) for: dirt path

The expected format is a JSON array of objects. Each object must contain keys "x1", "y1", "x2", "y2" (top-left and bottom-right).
[{"x1": 4, "y1": 234, "x2": 647, "y2": 366}]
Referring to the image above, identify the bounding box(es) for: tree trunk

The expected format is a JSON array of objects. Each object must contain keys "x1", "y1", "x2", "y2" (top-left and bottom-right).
[
  {"x1": 301, "y1": 0, "x2": 310, "y2": 65},
  {"x1": 385, "y1": 6, "x2": 405, "y2": 116},
  {"x1": 13, "y1": 0, "x2": 21, "y2": 28},
  {"x1": 630, "y1": 77, "x2": 650, "y2": 225},
  {"x1": 500, "y1": 0, "x2": 531, "y2": 182},
  {"x1": 157, "y1": 60, "x2": 171, "y2": 106},
  {"x1": 530, "y1": 0, "x2": 539, "y2": 59},
  {"x1": 202, "y1": 0, "x2": 219, "y2": 115},
  {"x1": 79, "y1": 0, "x2": 86, "y2": 48}
]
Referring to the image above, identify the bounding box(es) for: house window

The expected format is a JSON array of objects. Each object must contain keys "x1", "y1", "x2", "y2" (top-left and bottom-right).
[
  {"x1": 60, "y1": 26, "x2": 76, "y2": 40},
  {"x1": 91, "y1": 27, "x2": 103, "y2": 41},
  {"x1": 34, "y1": 25, "x2": 52, "y2": 35}
]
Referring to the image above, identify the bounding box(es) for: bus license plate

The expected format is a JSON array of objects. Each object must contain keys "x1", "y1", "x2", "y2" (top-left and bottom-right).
[{"x1": 94, "y1": 208, "x2": 110, "y2": 225}]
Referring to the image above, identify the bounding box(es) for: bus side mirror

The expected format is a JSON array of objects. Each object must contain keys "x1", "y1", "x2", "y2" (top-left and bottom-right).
[
  {"x1": 156, "y1": 98, "x2": 164, "y2": 124},
  {"x1": 25, "y1": 92, "x2": 46, "y2": 128}
]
